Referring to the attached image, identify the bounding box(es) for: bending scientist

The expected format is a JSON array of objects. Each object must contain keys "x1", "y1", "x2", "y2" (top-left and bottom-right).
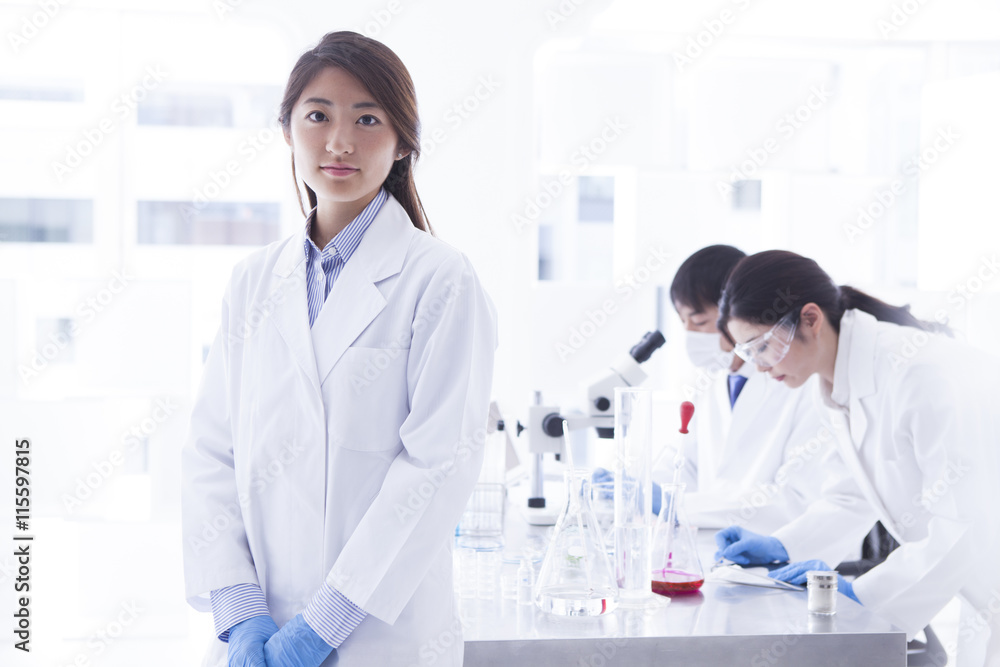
[
  {"x1": 658, "y1": 245, "x2": 869, "y2": 539},
  {"x1": 715, "y1": 250, "x2": 1000, "y2": 667},
  {"x1": 181, "y1": 32, "x2": 498, "y2": 667}
]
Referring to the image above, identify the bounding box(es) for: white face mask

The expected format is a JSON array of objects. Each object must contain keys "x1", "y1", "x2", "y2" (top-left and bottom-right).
[{"x1": 685, "y1": 330, "x2": 734, "y2": 370}]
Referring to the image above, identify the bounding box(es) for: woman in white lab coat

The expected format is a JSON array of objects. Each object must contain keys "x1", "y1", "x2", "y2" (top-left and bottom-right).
[
  {"x1": 661, "y1": 245, "x2": 870, "y2": 547},
  {"x1": 181, "y1": 32, "x2": 497, "y2": 667},
  {"x1": 715, "y1": 250, "x2": 1000, "y2": 667}
]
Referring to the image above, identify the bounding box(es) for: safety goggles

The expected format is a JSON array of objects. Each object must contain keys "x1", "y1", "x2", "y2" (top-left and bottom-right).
[{"x1": 733, "y1": 311, "x2": 798, "y2": 368}]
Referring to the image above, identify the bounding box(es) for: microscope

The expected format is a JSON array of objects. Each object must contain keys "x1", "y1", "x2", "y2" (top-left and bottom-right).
[{"x1": 519, "y1": 330, "x2": 665, "y2": 525}]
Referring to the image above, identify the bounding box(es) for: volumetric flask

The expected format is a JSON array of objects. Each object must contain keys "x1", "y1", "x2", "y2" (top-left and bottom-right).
[
  {"x1": 613, "y1": 388, "x2": 657, "y2": 605},
  {"x1": 651, "y1": 483, "x2": 704, "y2": 596},
  {"x1": 534, "y1": 469, "x2": 619, "y2": 616}
]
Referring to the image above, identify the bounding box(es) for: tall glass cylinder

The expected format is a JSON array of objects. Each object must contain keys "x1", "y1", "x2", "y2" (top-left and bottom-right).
[{"x1": 613, "y1": 388, "x2": 657, "y2": 604}]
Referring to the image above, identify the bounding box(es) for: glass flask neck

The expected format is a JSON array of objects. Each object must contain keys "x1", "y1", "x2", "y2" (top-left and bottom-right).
[
  {"x1": 565, "y1": 468, "x2": 591, "y2": 508},
  {"x1": 657, "y1": 482, "x2": 686, "y2": 520}
]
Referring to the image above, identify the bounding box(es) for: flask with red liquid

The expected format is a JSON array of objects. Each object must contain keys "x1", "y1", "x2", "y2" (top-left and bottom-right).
[
  {"x1": 651, "y1": 401, "x2": 703, "y2": 595},
  {"x1": 650, "y1": 482, "x2": 704, "y2": 595}
]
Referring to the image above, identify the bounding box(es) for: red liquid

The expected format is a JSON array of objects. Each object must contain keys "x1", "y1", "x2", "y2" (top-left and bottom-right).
[{"x1": 651, "y1": 569, "x2": 704, "y2": 595}]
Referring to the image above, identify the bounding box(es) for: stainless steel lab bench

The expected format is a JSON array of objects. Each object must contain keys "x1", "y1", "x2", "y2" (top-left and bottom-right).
[{"x1": 460, "y1": 500, "x2": 906, "y2": 666}]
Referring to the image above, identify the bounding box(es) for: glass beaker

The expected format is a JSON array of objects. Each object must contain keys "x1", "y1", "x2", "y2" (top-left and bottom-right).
[
  {"x1": 613, "y1": 388, "x2": 656, "y2": 604},
  {"x1": 457, "y1": 421, "x2": 507, "y2": 549},
  {"x1": 457, "y1": 482, "x2": 505, "y2": 550},
  {"x1": 650, "y1": 483, "x2": 704, "y2": 596},
  {"x1": 534, "y1": 469, "x2": 619, "y2": 616}
]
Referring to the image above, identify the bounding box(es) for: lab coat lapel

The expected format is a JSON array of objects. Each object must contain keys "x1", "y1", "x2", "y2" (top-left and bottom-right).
[
  {"x1": 831, "y1": 310, "x2": 898, "y2": 537},
  {"x1": 828, "y1": 409, "x2": 900, "y2": 540},
  {"x1": 846, "y1": 311, "x2": 878, "y2": 449},
  {"x1": 269, "y1": 226, "x2": 322, "y2": 396},
  {"x1": 700, "y1": 374, "x2": 732, "y2": 485},
  {"x1": 848, "y1": 397, "x2": 868, "y2": 449},
  {"x1": 714, "y1": 374, "x2": 733, "y2": 434},
  {"x1": 311, "y1": 195, "x2": 415, "y2": 386},
  {"x1": 728, "y1": 369, "x2": 764, "y2": 451}
]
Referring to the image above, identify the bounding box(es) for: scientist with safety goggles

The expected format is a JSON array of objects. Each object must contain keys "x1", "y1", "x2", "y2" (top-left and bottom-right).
[
  {"x1": 648, "y1": 245, "x2": 869, "y2": 548},
  {"x1": 714, "y1": 250, "x2": 1000, "y2": 667}
]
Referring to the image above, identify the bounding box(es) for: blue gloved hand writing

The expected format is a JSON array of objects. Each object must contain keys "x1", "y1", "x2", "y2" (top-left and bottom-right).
[
  {"x1": 714, "y1": 526, "x2": 789, "y2": 566},
  {"x1": 227, "y1": 614, "x2": 279, "y2": 667},
  {"x1": 591, "y1": 468, "x2": 663, "y2": 516},
  {"x1": 768, "y1": 560, "x2": 860, "y2": 603},
  {"x1": 263, "y1": 613, "x2": 335, "y2": 667}
]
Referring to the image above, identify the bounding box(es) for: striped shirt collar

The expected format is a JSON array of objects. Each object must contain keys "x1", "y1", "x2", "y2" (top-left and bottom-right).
[{"x1": 303, "y1": 187, "x2": 387, "y2": 264}]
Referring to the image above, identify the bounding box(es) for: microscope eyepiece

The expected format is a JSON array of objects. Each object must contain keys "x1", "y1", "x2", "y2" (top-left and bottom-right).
[{"x1": 629, "y1": 330, "x2": 666, "y2": 363}]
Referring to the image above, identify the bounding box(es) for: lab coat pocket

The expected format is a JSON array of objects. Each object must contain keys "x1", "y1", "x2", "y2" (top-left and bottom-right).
[{"x1": 325, "y1": 345, "x2": 410, "y2": 452}]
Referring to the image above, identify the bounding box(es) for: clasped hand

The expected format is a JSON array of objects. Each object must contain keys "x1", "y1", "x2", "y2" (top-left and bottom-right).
[{"x1": 228, "y1": 613, "x2": 334, "y2": 667}]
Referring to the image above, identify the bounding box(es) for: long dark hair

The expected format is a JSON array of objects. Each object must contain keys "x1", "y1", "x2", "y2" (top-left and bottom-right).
[
  {"x1": 278, "y1": 31, "x2": 431, "y2": 233},
  {"x1": 718, "y1": 250, "x2": 950, "y2": 342},
  {"x1": 670, "y1": 245, "x2": 746, "y2": 312}
]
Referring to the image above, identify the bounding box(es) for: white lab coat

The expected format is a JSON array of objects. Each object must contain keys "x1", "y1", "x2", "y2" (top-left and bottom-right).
[
  {"x1": 657, "y1": 364, "x2": 871, "y2": 548},
  {"x1": 181, "y1": 193, "x2": 497, "y2": 667},
  {"x1": 774, "y1": 309, "x2": 1000, "y2": 665}
]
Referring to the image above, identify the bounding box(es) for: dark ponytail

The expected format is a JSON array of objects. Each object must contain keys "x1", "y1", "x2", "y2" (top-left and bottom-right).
[
  {"x1": 278, "y1": 31, "x2": 431, "y2": 234},
  {"x1": 718, "y1": 250, "x2": 951, "y2": 339},
  {"x1": 836, "y1": 285, "x2": 949, "y2": 333}
]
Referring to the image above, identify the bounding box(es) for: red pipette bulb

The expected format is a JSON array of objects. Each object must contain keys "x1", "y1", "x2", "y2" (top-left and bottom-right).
[{"x1": 679, "y1": 401, "x2": 695, "y2": 434}]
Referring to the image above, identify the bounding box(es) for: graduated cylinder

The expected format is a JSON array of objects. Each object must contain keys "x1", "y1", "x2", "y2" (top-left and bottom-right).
[{"x1": 612, "y1": 388, "x2": 655, "y2": 602}]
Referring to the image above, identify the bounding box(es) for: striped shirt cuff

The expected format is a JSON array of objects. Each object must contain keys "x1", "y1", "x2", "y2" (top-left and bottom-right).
[
  {"x1": 302, "y1": 582, "x2": 367, "y2": 648},
  {"x1": 210, "y1": 583, "x2": 270, "y2": 642}
]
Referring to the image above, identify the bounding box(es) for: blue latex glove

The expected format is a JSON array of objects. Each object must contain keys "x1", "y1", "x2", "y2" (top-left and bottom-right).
[
  {"x1": 768, "y1": 560, "x2": 860, "y2": 603},
  {"x1": 591, "y1": 467, "x2": 614, "y2": 487},
  {"x1": 591, "y1": 468, "x2": 663, "y2": 516},
  {"x1": 714, "y1": 526, "x2": 789, "y2": 566},
  {"x1": 263, "y1": 613, "x2": 335, "y2": 667},
  {"x1": 227, "y1": 614, "x2": 279, "y2": 667}
]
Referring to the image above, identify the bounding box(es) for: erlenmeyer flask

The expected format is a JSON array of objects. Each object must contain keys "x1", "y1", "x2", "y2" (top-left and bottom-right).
[
  {"x1": 650, "y1": 483, "x2": 704, "y2": 595},
  {"x1": 535, "y1": 469, "x2": 619, "y2": 616}
]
